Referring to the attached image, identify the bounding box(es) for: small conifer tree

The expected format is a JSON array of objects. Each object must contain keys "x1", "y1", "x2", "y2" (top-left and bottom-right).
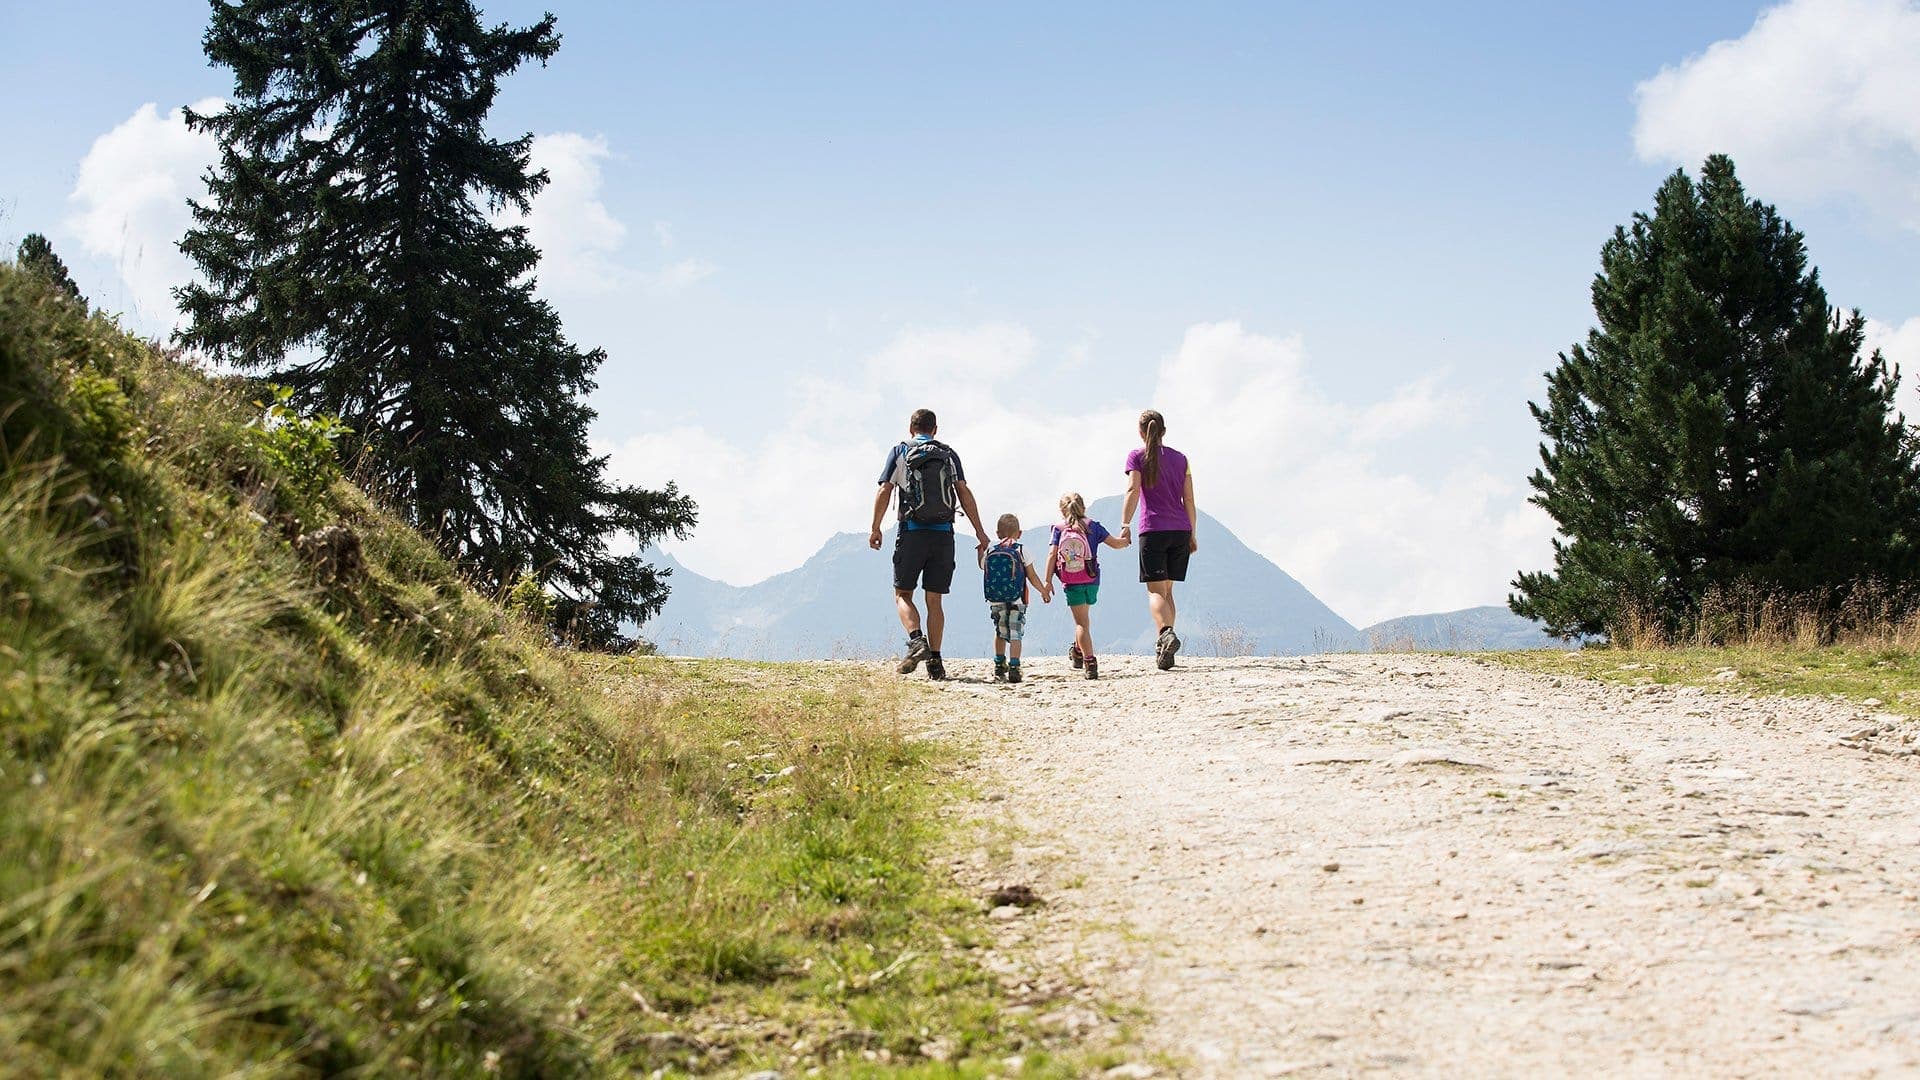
[{"x1": 16, "y1": 234, "x2": 85, "y2": 305}]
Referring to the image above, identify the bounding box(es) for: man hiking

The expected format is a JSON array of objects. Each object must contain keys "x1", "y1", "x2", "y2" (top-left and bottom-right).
[{"x1": 870, "y1": 408, "x2": 990, "y2": 680}]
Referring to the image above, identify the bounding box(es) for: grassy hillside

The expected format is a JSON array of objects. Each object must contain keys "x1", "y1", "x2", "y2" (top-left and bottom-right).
[{"x1": 0, "y1": 263, "x2": 1102, "y2": 1075}]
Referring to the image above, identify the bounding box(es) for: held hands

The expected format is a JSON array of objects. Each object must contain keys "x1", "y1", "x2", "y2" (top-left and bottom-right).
[
  {"x1": 1040, "y1": 582, "x2": 1054, "y2": 604},
  {"x1": 1119, "y1": 524, "x2": 1134, "y2": 549}
]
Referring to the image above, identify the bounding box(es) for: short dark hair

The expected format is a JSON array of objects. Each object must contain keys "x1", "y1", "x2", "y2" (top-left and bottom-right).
[{"x1": 909, "y1": 408, "x2": 937, "y2": 434}]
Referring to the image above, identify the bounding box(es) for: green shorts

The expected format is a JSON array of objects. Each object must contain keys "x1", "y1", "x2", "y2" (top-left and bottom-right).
[{"x1": 1063, "y1": 583, "x2": 1099, "y2": 607}]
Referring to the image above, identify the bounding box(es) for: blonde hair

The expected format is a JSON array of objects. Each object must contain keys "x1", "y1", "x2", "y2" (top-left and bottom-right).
[
  {"x1": 996, "y1": 513, "x2": 1021, "y2": 538},
  {"x1": 1139, "y1": 409, "x2": 1167, "y2": 488},
  {"x1": 1058, "y1": 492, "x2": 1087, "y2": 532}
]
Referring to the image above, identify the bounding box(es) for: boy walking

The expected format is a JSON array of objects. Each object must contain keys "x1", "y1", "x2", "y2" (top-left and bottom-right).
[
  {"x1": 869, "y1": 409, "x2": 990, "y2": 680},
  {"x1": 981, "y1": 513, "x2": 1051, "y2": 682}
]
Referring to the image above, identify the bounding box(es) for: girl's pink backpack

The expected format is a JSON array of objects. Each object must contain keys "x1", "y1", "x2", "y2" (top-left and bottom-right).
[{"x1": 1056, "y1": 522, "x2": 1097, "y2": 585}]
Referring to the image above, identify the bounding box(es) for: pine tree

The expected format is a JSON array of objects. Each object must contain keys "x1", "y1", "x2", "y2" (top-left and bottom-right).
[
  {"x1": 176, "y1": 0, "x2": 694, "y2": 645},
  {"x1": 16, "y1": 234, "x2": 84, "y2": 305},
  {"x1": 1513, "y1": 155, "x2": 1920, "y2": 638}
]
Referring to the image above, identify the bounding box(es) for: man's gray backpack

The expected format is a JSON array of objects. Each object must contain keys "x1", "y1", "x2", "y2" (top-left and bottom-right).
[{"x1": 897, "y1": 440, "x2": 959, "y2": 526}]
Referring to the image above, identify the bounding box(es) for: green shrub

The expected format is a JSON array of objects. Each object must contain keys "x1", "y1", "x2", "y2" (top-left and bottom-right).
[
  {"x1": 505, "y1": 569, "x2": 554, "y2": 631},
  {"x1": 62, "y1": 370, "x2": 134, "y2": 464},
  {"x1": 244, "y1": 386, "x2": 349, "y2": 530}
]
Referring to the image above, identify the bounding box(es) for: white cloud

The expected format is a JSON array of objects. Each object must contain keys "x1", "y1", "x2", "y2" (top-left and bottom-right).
[
  {"x1": 1062, "y1": 327, "x2": 1098, "y2": 370},
  {"x1": 66, "y1": 99, "x2": 223, "y2": 330},
  {"x1": 513, "y1": 132, "x2": 716, "y2": 296},
  {"x1": 1866, "y1": 315, "x2": 1920, "y2": 421},
  {"x1": 607, "y1": 320, "x2": 1555, "y2": 626},
  {"x1": 866, "y1": 323, "x2": 1036, "y2": 388},
  {"x1": 63, "y1": 113, "x2": 714, "y2": 330},
  {"x1": 647, "y1": 257, "x2": 717, "y2": 293},
  {"x1": 521, "y1": 132, "x2": 627, "y2": 293},
  {"x1": 1633, "y1": 0, "x2": 1920, "y2": 229},
  {"x1": 1143, "y1": 322, "x2": 1552, "y2": 625}
]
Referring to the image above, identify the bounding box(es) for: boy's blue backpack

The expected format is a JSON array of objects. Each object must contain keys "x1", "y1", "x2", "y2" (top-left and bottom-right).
[{"x1": 982, "y1": 541, "x2": 1025, "y2": 603}]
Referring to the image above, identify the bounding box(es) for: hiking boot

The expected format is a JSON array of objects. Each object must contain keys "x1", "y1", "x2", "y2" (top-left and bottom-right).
[
  {"x1": 1007, "y1": 665, "x2": 1023, "y2": 684},
  {"x1": 993, "y1": 657, "x2": 1008, "y2": 682},
  {"x1": 1069, "y1": 644, "x2": 1084, "y2": 669},
  {"x1": 1083, "y1": 656, "x2": 1099, "y2": 680},
  {"x1": 897, "y1": 635, "x2": 931, "y2": 674},
  {"x1": 1155, "y1": 627, "x2": 1181, "y2": 671},
  {"x1": 925, "y1": 656, "x2": 947, "y2": 681}
]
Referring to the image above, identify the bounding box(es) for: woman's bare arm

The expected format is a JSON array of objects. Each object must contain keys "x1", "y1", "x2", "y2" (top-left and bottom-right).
[{"x1": 1183, "y1": 471, "x2": 1199, "y2": 553}]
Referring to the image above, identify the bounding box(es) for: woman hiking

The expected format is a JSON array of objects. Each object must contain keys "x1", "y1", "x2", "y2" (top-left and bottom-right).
[{"x1": 1120, "y1": 409, "x2": 1197, "y2": 670}]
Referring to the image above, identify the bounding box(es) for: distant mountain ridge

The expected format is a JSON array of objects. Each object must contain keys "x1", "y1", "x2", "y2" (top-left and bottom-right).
[
  {"x1": 642, "y1": 500, "x2": 1576, "y2": 659},
  {"x1": 1358, "y1": 605, "x2": 1576, "y2": 652},
  {"x1": 642, "y1": 496, "x2": 1357, "y2": 659}
]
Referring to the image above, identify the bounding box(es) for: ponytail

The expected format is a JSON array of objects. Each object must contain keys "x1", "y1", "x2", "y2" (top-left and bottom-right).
[
  {"x1": 1139, "y1": 409, "x2": 1166, "y2": 488},
  {"x1": 1058, "y1": 491, "x2": 1088, "y2": 534}
]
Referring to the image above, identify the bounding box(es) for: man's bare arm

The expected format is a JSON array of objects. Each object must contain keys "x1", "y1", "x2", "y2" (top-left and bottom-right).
[
  {"x1": 956, "y1": 480, "x2": 989, "y2": 554},
  {"x1": 869, "y1": 483, "x2": 893, "y2": 549}
]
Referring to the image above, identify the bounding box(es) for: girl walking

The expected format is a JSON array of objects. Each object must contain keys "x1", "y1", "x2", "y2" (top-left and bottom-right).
[
  {"x1": 1045, "y1": 492, "x2": 1130, "y2": 680},
  {"x1": 1120, "y1": 410, "x2": 1197, "y2": 670}
]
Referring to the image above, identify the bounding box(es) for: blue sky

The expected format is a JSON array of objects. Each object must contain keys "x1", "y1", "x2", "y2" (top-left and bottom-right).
[{"x1": 5, "y1": 0, "x2": 1919, "y2": 624}]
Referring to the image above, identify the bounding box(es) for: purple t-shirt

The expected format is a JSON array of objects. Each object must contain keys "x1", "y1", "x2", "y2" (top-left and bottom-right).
[
  {"x1": 1049, "y1": 519, "x2": 1111, "y2": 583},
  {"x1": 1125, "y1": 445, "x2": 1191, "y2": 533}
]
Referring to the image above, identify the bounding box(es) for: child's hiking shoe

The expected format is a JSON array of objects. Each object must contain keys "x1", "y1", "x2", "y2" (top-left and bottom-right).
[
  {"x1": 1008, "y1": 664, "x2": 1023, "y2": 684},
  {"x1": 1083, "y1": 656, "x2": 1099, "y2": 680},
  {"x1": 1155, "y1": 627, "x2": 1181, "y2": 671},
  {"x1": 1069, "y1": 644, "x2": 1084, "y2": 669},
  {"x1": 925, "y1": 656, "x2": 947, "y2": 681},
  {"x1": 898, "y1": 634, "x2": 932, "y2": 674},
  {"x1": 994, "y1": 656, "x2": 1008, "y2": 682}
]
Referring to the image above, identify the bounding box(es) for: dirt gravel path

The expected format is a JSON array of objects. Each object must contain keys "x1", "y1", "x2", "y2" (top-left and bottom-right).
[{"x1": 924, "y1": 654, "x2": 1920, "y2": 1077}]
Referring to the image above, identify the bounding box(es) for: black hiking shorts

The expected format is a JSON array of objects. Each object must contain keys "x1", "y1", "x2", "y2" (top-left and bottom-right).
[
  {"x1": 894, "y1": 528, "x2": 956, "y2": 594},
  {"x1": 1138, "y1": 529, "x2": 1192, "y2": 583}
]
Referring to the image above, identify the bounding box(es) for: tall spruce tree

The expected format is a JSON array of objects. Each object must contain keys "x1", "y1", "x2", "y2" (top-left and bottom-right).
[
  {"x1": 1513, "y1": 155, "x2": 1920, "y2": 638},
  {"x1": 17, "y1": 234, "x2": 85, "y2": 305},
  {"x1": 176, "y1": 0, "x2": 694, "y2": 645}
]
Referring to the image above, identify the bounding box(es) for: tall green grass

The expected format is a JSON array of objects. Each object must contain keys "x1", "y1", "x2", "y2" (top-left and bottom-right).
[{"x1": 0, "y1": 263, "x2": 1089, "y2": 1074}]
